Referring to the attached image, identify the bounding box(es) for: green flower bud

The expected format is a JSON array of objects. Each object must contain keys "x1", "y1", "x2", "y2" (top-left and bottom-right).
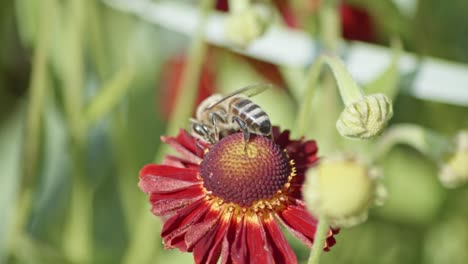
[
  {"x1": 336, "y1": 93, "x2": 393, "y2": 139},
  {"x1": 303, "y1": 155, "x2": 386, "y2": 228},
  {"x1": 224, "y1": 8, "x2": 268, "y2": 48},
  {"x1": 439, "y1": 131, "x2": 468, "y2": 188}
]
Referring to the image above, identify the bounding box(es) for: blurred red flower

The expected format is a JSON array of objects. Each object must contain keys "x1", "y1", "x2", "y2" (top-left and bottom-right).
[{"x1": 158, "y1": 54, "x2": 216, "y2": 120}]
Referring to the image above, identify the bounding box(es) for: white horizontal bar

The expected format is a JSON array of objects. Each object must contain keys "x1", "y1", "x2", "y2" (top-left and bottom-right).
[{"x1": 103, "y1": 0, "x2": 468, "y2": 106}]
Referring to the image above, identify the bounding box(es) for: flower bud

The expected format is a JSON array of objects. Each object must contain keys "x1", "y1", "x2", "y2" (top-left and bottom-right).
[
  {"x1": 336, "y1": 93, "x2": 393, "y2": 139},
  {"x1": 303, "y1": 155, "x2": 386, "y2": 228},
  {"x1": 224, "y1": 8, "x2": 269, "y2": 48},
  {"x1": 439, "y1": 131, "x2": 468, "y2": 188}
]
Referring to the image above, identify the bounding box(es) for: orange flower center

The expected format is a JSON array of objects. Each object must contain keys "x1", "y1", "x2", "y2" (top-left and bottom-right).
[{"x1": 200, "y1": 133, "x2": 292, "y2": 207}]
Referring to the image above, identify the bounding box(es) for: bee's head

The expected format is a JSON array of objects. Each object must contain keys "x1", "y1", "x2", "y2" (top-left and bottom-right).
[
  {"x1": 196, "y1": 94, "x2": 224, "y2": 119},
  {"x1": 190, "y1": 119, "x2": 215, "y2": 144}
]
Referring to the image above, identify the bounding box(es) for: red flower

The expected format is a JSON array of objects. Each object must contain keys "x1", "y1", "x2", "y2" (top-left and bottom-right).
[
  {"x1": 139, "y1": 128, "x2": 338, "y2": 263},
  {"x1": 339, "y1": 3, "x2": 376, "y2": 42},
  {"x1": 273, "y1": 0, "x2": 377, "y2": 43},
  {"x1": 159, "y1": 54, "x2": 216, "y2": 120}
]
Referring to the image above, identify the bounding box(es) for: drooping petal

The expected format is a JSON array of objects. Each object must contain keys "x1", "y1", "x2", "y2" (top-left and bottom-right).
[
  {"x1": 272, "y1": 127, "x2": 291, "y2": 149},
  {"x1": 149, "y1": 186, "x2": 205, "y2": 216},
  {"x1": 277, "y1": 203, "x2": 317, "y2": 247},
  {"x1": 161, "y1": 130, "x2": 205, "y2": 164},
  {"x1": 186, "y1": 208, "x2": 221, "y2": 251},
  {"x1": 161, "y1": 199, "x2": 210, "y2": 251},
  {"x1": 263, "y1": 213, "x2": 298, "y2": 264},
  {"x1": 139, "y1": 165, "x2": 199, "y2": 182},
  {"x1": 139, "y1": 165, "x2": 200, "y2": 193},
  {"x1": 276, "y1": 201, "x2": 337, "y2": 250},
  {"x1": 163, "y1": 155, "x2": 200, "y2": 169},
  {"x1": 192, "y1": 210, "x2": 232, "y2": 264},
  {"x1": 246, "y1": 214, "x2": 275, "y2": 264},
  {"x1": 231, "y1": 216, "x2": 248, "y2": 263}
]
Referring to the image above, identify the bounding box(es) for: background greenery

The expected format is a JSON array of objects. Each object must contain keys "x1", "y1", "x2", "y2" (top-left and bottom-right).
[{"x1": 1, "y1": 0, "x2": 467, "y2": 263}]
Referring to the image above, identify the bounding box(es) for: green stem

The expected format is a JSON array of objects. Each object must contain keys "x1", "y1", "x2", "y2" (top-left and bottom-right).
[
  {"x1": 307, "y1": 216, "x2": 330, "y2": 264},
  {"x1": 87, "y1": 0, "x2": 109, "y2": 80},
  {"x1": 23, "y1": 0, "x2": 52, "y2": 186},
  {"x1": 375, "y1": 124, "x2": 452, "y2": 162},
  {"x1": 61, "y1": 0, "x2": 92, "y2": 262},
  {"x1": 322, "y1": 55, "x2": 364, "y2": 105},
  {"x1": 319, "y1": 0, "x2": 340, "y2": 53},
  {"x1": 306, "y1": 2, "x2": 339, "y2": 263},
  {"x1": 123, "y1": 1, "x2": 214, "y2": 263},
  {"x1": 14, "y1": 0, "x2": 52, "y2": 257},
  {"x1": 85, "y1": 64, "x2": 135, "y2": 127},
  {"x1": 294, "y1": 57, "x2": 324, "y2": 136}
]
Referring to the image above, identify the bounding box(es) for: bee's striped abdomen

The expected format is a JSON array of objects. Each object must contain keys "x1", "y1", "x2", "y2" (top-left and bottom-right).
[{"x1": 231, "y1": 97, "x2": 271, "y2": 136}]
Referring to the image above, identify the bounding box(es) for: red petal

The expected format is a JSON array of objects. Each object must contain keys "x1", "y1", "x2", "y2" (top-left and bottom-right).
[
  {"x1": 273, "y1": 0, "x2": 299, "y2": 28},
  {"x1": 246, "y1": 214, "x2": 275, "y2": 264},
  {"x1": 206, "y1": 214, "x2": 232, "y2": 263},
  {"x1": 231, "y1": 216, "x2": 248, "y2": 263},
  {"x1": 163, "y1": 155, "x2": 200, "y2": 169},
  {"x1": 149, "y1": 186, "x2": 205, "y2": 216},
  {"x1": 161, "y1": 199, "x2": 209, "y2": 251},
  {"x1": 161, "y1": 130, "x2": 204, "y2": 164},
  {"x1": 263, "y1": 214, "x2": 297, "y2": 264},
  {"x1": 139, "y1": 165, "x2": 198, "y2": 182},
  {"x1": 277, "y1": 204, "x2": 317, "y2": 247},
  {"x1": 192, "y1": 211, "x2": 232, "y2": 264},
  {"x1": 162, "y1": 155, "x2": 186, "y2": 168},
  {"x1": 138, "y1": 165, "x2": 200, "y2": 193},
  {"x1": 279, "y1": 202, "x2": 338, "y2": 251},
  {"x1": 186, "y1": 209, "x2": 221, "y2": 251},
  {"x1": 139, "y1": 175, "x2": 199, "y2": 194}
]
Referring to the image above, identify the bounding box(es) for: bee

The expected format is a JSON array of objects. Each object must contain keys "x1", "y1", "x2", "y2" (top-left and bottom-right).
[{"x1": 190, "y1": 84, "x2": 272, "y2": 144}]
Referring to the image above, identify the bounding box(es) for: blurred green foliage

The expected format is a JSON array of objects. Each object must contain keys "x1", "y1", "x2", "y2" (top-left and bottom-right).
[{"x1": 1, "y1": 0, "x2": 467, "y2": 263}]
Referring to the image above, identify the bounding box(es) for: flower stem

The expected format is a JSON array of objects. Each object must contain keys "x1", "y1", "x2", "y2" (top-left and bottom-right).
[
  {"x1": 60, "y1": 0, "x2": 92, "y2": 262},
  {"x1": 319, "y1": 0, "x2": 340, "y2": 53},
  {"x1": 294, "y1": 57, "x2": 324, "y2": 136},
  {"x1": 307, "y1": 216, "x2": 329, "y2": 264},
  {"x1": 306, "y1": 2, "x2": 338, "y2": 263},
  {"x1": 23, "y1": 0, "x2": 52, "y2": 185},
  {"x1": 124, "y1": 1, "x2": 214, "y2": 263},
  {"x1": 322, "y1": 55, "x2": 364, "y2": 105},
  {"x1": 18, "y1": 0, "x2": 53, "y2": 249}
]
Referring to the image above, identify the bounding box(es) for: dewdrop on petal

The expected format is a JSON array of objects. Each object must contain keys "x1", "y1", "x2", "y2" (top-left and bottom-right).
[
  {"x1": 336, "y1": 93, "x2": 393, "y2": 139},
  {"x1": 439, "y1": 130, "x2": 468, "y2": 188},
  {"x1": 303, "y1": 155, "x2": 387, "y2": 228}
]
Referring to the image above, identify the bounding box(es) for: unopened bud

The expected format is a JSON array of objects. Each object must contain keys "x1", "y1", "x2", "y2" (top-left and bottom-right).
[
  {"x1": 336, "y1": 93, "x2": 393, "y2": 139},
  {"x1": 224, "y1": 8, "x2": 269, "y2": 48},
  {"x1": 303, "y1": 155, "x2": 386, "y2": 228},
  {"x1": 439, "y1": 131, "x2": 468, "y2": 188}
]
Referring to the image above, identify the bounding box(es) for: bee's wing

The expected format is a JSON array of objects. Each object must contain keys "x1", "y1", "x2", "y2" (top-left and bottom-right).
[{"x1": 206, "y1": 83, "x2": 272, "y2": 110}]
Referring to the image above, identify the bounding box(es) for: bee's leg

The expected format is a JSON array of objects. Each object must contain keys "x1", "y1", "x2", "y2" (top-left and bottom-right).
[
  {"x1": 232, "y1": 116, "x2": 250, "y2": 152},
  {"x1": 195, "y1": 139, "x2": 206, "y2": 157},
  {"x1": 210, "y1": 112, "x2": 224, "y2": 141}
]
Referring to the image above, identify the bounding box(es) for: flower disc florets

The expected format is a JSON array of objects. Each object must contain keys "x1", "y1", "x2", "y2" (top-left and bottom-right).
[{"x1": 201, "y1": 133, "x2": 292, "y2": 206}]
